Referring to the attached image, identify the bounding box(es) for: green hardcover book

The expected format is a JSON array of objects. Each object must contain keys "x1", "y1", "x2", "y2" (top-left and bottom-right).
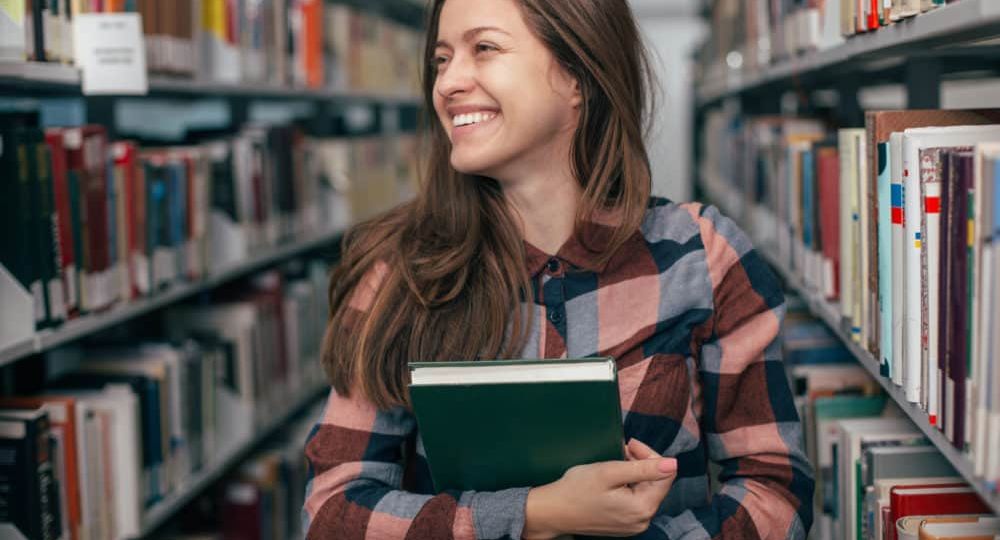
[{"x1": 409, "y1": 357, "x2": 624, "y2": 493}]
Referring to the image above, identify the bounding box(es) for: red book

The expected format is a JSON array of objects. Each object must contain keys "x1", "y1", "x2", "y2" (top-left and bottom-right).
[
  {"x1": 889, "y1": 485, "x2": 991, "y2": 540},
  {"x1": 112, "y1": 142, "x2": 144, "y2": 299},
  {"x1": 869, "y1": 0, "x2": 880, "y2": 30},
  {"x1": 816, "y1": 143, "x2": 841, "y2": 300},
  {"x1": 64, "y1": 126, "x2": 110, "y2": 312},
  {"x1": 45, "y1": 129, "x2": 79, "y2": 316},
  {"x1": 221, "y1": 482, "x2": 262, "y2": 540}
]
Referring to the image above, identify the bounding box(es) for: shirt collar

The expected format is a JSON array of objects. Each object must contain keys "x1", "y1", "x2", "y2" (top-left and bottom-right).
[{"x1": 523, "y1": 211, "x2": 622, "y2": 277}]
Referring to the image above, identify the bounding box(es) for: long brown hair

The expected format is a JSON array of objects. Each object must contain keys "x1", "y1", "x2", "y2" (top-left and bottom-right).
[{"x1": 322, "y1": 0, "x2": 655, "y2": 410}]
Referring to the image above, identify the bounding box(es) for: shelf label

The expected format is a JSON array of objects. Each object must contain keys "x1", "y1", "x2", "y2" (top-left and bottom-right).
[{"x1": 73, "y1": 13, "x2": 148, "y2": 95}]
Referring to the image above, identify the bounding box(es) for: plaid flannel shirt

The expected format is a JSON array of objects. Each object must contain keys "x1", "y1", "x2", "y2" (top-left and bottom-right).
[{"x1": 302, "y1": 197, "x2": 815, "y2": 539}]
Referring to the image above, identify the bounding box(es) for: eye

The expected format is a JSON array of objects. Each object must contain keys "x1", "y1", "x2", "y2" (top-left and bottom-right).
[
  {"x1": 475, "y1": 42, "x2": 499, "y2": 55},
  {"x1": 432, "y1": 54, "x2": 450, "y2": 69}
]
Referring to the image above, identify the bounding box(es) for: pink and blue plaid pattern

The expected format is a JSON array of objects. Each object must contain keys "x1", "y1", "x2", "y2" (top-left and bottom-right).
[{"x1": 302, "y1": 198, "x2": 814, "y2": 539}]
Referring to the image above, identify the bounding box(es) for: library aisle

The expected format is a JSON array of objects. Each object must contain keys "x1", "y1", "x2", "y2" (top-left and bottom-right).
[{"x1": 696, "y1": 0, "x2": 1000, "y2": 539}]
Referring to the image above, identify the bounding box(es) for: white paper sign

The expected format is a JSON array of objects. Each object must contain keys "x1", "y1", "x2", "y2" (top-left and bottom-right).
[{"x1": 73, "y1": 13, "x2": 148, "y2": 95}]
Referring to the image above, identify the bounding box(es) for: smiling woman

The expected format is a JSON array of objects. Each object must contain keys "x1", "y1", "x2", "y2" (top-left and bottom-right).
[{"x1": 301, "y1": 0, "x2": 814, "y2": 539}]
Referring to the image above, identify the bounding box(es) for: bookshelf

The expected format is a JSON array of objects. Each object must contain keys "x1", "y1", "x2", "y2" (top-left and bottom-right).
[
  {"x1": 696, "y1": 0, "x2": 1000, "y2": 107},
  {"x1": 752, "y1": 240, "x2": 1000, "y2": 516},
  {"x1": 0, "y1": 226, "x2": 347, "y2": 368},
  {"x1": 0, "y1": 62, "x2": 422, "y2": 105},
  {"x1": 138, "y1": 381, "x2": 328, "y2": 538},
  {"x1": 694, "y1": 0, "x2": 1000, "y2": 523}
]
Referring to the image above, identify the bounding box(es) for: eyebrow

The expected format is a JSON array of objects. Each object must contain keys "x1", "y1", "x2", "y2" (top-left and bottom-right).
[{"x1": 434, "y1": 26, "x2": 511, "y2": 49}]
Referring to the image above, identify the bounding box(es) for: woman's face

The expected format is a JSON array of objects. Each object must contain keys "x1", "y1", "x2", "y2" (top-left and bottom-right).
[{"x1": 432, "y1": 0, "x2": 581, "y2": 182}]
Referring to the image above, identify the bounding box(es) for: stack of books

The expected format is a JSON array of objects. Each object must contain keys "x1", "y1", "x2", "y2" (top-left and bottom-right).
[{"x1": 781, "y1": 300, "x2": 997, "y2": 540}]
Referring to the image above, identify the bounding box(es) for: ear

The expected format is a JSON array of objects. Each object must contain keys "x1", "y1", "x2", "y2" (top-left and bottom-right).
[{"x1": 568, "y1": 76, "x2": 583, "y2": 108}]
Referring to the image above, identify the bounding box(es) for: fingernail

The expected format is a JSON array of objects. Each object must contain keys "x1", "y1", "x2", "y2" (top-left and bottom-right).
[{"x1": 658, "y1": 458, "x2": 677, "y2": 474}]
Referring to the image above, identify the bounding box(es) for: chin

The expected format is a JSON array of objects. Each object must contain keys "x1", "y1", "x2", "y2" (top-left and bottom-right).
[{"x1": 449, "y1": 149, "x2": 499, "y2": 177}]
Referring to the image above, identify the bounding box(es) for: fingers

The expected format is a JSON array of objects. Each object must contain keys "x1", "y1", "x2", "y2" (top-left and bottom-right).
[
  {"x1": 627, "y1": 438, "x2": 661, "y2": 460},
  {"x1": 597, "y1": 457, "x2": 676, "y2": 487}
]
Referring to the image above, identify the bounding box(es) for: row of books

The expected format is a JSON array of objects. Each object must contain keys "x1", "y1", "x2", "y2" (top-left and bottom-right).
[
  {"x1": 0, "y1": 112, "x2": 416, "y2": 334},
  {"x1": 782, "y1": 301, "x2": 997, "y2": 540},
  {"x1": 0, "y1": 260, "x2": 330, "y2": 540},
  {"x1": 700, "y1": 107, "x2": 1000, "y2": 499},
  {"x1": 0, "y1": 0, "x2": 423, "y2": 94},
  {"x1": 146, "y1": 398, "x2": 322, "y2": 540},
  {"x1": 697, "y1": 0, "x2": 959, "y2": 83}
]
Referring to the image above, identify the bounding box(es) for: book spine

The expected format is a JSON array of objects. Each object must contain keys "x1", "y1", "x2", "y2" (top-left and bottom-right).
[
  {"x1": 902, "y1": 136, "x2": 922, "y2": 403},
  {"x1": 36, "y1": 134, "x2": 67, "y2": 326},
  {"x1": 877, "y1": 142, "x2": 893, "y2": 379},
  {"x1": 15, "y1": 133, "x2": 45, "y2": 327},
  {"x1": 921, "y1": 148, "x2": 944, "y2": 427}
]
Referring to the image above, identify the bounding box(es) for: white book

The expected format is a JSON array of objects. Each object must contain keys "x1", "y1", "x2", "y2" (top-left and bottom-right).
[
  {"x1": 854, "y1": 131, "x2": 868, "y2": 346},
  {"x1": 80, "y1": 386, "x2": 143, "y2": 539},
  {"x1": 891, "y1": 132, "x2": 907, "y2": 387},
  {"x1": 974, "y1": 143, "x2": 1000, "y2": 477},
  {"x1": 983, "y1": 145, "x2": 1000, "y2": 482},
  {"x1": 0, "y1": 1, "x2": 25, "y2": 61},
  {"x1": 901, "y1": 125, "x2": 1000, "y2": 406},
  {"x1": 839, "y1": 130, "x2": 864, "y2": 337},
  {"x1": 919, "y1": 146, "x2": 951, "y2": 426}
]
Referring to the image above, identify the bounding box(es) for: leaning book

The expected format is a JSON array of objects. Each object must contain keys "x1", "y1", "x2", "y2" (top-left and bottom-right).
[{"x1": 409, "y1": 357, "x2": 624, "y2": 493}]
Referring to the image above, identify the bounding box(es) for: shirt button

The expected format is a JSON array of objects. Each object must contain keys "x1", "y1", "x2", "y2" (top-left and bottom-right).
[
  {"x1": 547, "y1": 258, "x2": 561, "y2": 273},
  {"x1": 548, "y1": 309, "x2": 563, "y2": 324}
]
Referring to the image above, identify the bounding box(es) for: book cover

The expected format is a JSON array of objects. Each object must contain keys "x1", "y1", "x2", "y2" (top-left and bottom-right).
[
  {"x1": 0, "y1": 0, "x2": 26, "y2": 61},
  {"x1": 901, "y1": 125, "x2": 1000, "y2": 407},
  {"x1": 890, "y1": 485, "x2": 991, "y2": 536},
  {"x1": 0, "y1": 396, "x2": 82, "y2": 540},
  {"x1": 409, "y1": 358, "x2": 624, "y2": 493},
  {"x1": 816, "y1": 141, "x2": 841, "y2": 299},
  {"x1": 0, "y1": 408, "x2": 61, "y2": 540},
  {"x1": 45, "y1": 129, "x2": 79, "y2": 316}
]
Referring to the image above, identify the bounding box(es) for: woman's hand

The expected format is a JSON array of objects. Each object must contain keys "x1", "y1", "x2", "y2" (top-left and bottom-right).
[{"x1": 523, "y1": 439, "x2": 677, "y2": 539}]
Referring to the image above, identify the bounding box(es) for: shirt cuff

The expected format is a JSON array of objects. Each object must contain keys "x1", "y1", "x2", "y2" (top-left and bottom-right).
[{"x1": 470, "y1": 487, "x2": 531, "y2": 539}]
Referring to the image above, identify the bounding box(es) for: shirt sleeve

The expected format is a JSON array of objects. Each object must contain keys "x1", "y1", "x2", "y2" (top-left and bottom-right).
[
  {"x1": 647, "y1": 204, "x2": 815, "y2": 540},
  {"x1": 301, "y1": 388, "x2": 530, "y2": 540},
  {"x1": 301, "y1": 262, "x2": 530, "y2": 540}
]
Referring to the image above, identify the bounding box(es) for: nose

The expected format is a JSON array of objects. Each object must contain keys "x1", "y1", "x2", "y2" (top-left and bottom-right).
[{"x1": 435, "y1": 54, "x2": 476, "y2": 99}]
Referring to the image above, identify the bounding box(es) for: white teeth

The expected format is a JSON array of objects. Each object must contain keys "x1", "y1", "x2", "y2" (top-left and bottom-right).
[{"x1": 453, "y1": 112, "x2": 497, "y2": 128}]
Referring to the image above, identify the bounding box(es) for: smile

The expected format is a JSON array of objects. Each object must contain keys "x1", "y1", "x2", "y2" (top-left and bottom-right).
[{"x1": 453, "y1": 112, "x2": 498, "y2": 128}]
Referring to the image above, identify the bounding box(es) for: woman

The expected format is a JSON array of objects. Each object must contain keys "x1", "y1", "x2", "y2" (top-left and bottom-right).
[{"x1": 302, "y1": 0, "x2": 814, "y2": 538}]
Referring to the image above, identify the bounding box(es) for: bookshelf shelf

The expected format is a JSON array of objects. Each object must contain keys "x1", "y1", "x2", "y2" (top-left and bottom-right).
[
  {"x1": 0, "y1": 62, "x2": 422, "y2": 105},
  {"x1": 135, "y1": 382, "x2": 327, "y2": 539},
  {"x1": 696, "y1": 0, "x2": 1000, "y2": 106},
  {"x1": 0, "y1": 226, "x2": 346, "y2": 368},
  {"x1": 753, "y1": 243, "x2": 1000, "y2": 516}
]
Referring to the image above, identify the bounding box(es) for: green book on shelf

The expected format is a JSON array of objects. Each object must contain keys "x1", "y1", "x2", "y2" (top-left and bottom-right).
[{"x1": 409, "y1": 357, "x2": 624, "y2": 493}]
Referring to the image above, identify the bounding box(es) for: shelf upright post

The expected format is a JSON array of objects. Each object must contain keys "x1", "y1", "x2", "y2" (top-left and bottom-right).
[
  {"x1": 85, "y1": 96, "x2": 117, "y2": 138},
  {"x1": 905, "y1": 58, "x2": 943, "y2": 110},
  {"x1": 230, "y1": 96, "x2": 251, "y2": 130},
  {"x1": 835, "y1": 73, "x2": 865, "y2": 129}
]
